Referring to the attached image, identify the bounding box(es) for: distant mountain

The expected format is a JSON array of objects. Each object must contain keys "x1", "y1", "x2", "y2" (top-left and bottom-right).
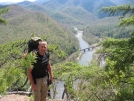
[
  {"x1": 0, "y1": 2, "x2": 15, "y2": 5},
  {"x1": 17, "y1": 1, "x2": 33, "y2": 7},
  {"x1": 17, "y1": 0, "x2": 133, "y2": 29},
  {"x1": 21, "y1": 0, "x2": 99, "y2": 28},
  {"x1": 35, "y1": 0, "x2": 51, "y2": 4},
  {"x1": 1, "y1": 0, "x2": 133, "y2": 46},
  {"x1": 18, "y1": 0, "x2": 51, "y2": 6},
  {"x1": 111, "y1": 0, "x2": 134, "y2": 5},
  {"x1": 0, "y1": 4, "x2": 7, "y2": 9},
  {"x1": 35, "y1": 0, "x2": 129, "y2": 18}
]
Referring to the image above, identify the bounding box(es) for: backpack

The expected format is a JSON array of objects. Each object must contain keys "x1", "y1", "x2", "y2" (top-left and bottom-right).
[{"x1": 28, "y1": 37, "x2": 42, "y2": 53}]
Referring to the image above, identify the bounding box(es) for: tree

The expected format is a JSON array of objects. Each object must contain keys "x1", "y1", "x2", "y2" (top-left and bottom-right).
[
  {"x1": 0, "y1": 7, "x2": 9, "y2": 25},
  {"x1": 98, "y1": 3, "x2": 134, "y2": 100},
  {"x1": 0, "y1": 37, "x2": 66, "y2": 95},
  {"x1": 100, "y1": 3, "x2": 134, "y2": 26},
  {"x1": 47, "y1": 3, "x2": 134, "y2": 100},
  {"x1": 0, "y1": 7, "x2": 68, "y2": 95}
]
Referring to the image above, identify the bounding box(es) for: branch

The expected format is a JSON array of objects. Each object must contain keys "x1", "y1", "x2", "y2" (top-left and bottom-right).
[
  {"x1": 19, "y1": 77, "x2": 28, "y2": 88},
  {"x1": 100, "y1": 4, "x2": 134, "y2": 17},
  {"x1": 7, "y1": 91, "x2": 32, "y2": 95},
  {"x1": 91, "y1": 91, "x2": 104, "y2": 101},
  {"x1": 120, "y1": 81, "x2": 134, "y2": 85},
  {"x1": 119, "y1": 16, "x2": 134, "y2": 26},
  {"x1": 124, "y1": 76, "x2": 134, "y2": 78}
]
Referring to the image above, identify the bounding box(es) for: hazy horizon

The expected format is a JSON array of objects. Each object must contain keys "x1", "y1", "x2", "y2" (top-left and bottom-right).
[{"x1": 0, "y1": 0, "x2": 35, "y2": 3}]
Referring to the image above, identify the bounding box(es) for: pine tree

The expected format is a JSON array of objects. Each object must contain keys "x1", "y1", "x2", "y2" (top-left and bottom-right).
[
  {"x1": 0, "y1": 7, "x2": 9, "y2": 25},
  {"x1": 99, "y1": 3, "x2": 134, "y2": 100}
]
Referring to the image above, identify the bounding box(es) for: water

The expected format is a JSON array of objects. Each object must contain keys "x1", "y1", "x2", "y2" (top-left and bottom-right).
[
  {"x1": 76, "y1": 31, "x2": 95, "y2": 66},
  {"x1": 54, "y1": 30, "x2": 95, "y2": 99}
]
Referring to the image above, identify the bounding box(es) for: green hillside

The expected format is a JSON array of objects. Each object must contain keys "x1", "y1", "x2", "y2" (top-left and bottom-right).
[
  {"x1": 21, "y1": 0, "x2": 134, "y2": 44},
  {"x1": 0, "y1": 4, "x2": 79, "y2": 55},
  {"x1": 19, "y1": 0, "x2": 133, "y2": 29},
  {"x1": 83, "y1": 16, "x2": 134, "y2": 44}
]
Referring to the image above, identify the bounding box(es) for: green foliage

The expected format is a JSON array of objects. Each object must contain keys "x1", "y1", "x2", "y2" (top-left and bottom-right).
[
  {"x1": 82, "y1": 3, "x2": 134, "y2": 41},
  {"x1": 0, "y1": 7, "x2": 9, "y2": 25},
  {"x1": 53, "y1": 62, "x2": 106, "y2": 100},
  {"x1": 96, "y1": 3, "x2": 134, "y2": 100},
  {"x1": 1, "y1": 2, "x2": 134, "y2": 100},
  {"x1": 119, "y1": 16, "x2": 134, "y2": 26},
  {"x1": 84, "y1": 16, "x2": 134, "y2": 40},
  {"x1": 100, "y1": 3, "x2": 134, "y2": 26},
  {"x1": 0, "y1": 6, "x2": 79, "y2": 95},
  {"x1": 53, "y1": 62, "x2": 86, "y2": 99},
  {"x1": 0, "y1": 40, "x2": 28, "y2": 93},
  {"x1": 53, "y1": 61, "x2": 129, "y2": 100},
  {"x1": 0, "y1": 38, "x2": 67, "y2": 93}
]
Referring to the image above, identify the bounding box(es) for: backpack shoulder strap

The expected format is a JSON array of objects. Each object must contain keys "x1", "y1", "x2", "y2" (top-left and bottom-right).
[{"x1": 45, "y1": 51, "x2": 50, "y2": 59}]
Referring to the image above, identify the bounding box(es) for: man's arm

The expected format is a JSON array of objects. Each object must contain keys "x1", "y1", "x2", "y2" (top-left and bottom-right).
[
  {"x1": 27, "y1": 68, "x2": 36, "y2": 90},
  {"x1": 23, "y1": 53, "x2": 37, "y2": 90},
  {"x1": 47, "y1": 61, "x2": 53, "y2": 82}
]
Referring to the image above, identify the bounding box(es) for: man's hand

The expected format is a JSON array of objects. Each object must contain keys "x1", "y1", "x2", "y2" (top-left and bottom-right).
[
  {"x1": 50, "y1": 76, "x2": 53, "y2": 82},
  {"x1": 32, "y1": 84, "x2": 37, "y2": 90}
]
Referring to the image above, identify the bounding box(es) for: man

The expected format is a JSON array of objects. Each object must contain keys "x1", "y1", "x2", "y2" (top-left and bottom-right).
[{"x1": 27, "y1": 41, "x2": 53, "y2": 101}]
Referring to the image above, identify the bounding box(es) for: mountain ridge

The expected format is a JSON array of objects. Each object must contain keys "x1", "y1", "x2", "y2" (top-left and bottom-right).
[{"x1": 17, "y1": 0, "x2": 133, "y2": 29}]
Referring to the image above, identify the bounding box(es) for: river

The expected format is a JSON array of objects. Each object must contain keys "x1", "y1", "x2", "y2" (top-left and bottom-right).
[
  {"x1": 53, "y1": 29, "x2": 96, "y2": 99},
  {"x1": 76, "y1": 30, "x2": 96, "y2": 66}
]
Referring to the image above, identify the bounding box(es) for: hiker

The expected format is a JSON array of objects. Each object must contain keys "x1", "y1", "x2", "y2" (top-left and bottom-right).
[{"x1": 27, "y1": 41, "x2": 53, "y2": 101}]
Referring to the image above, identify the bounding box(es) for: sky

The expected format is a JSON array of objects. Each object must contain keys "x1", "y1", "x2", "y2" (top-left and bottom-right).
[{"x1": 0, "y1": 0, "x2": 36, "y2": 3}]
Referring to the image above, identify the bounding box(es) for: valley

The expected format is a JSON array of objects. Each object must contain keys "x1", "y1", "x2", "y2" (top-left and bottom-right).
[{"x1": 0, "y1": 0, "x2": 134, "y2": 100}]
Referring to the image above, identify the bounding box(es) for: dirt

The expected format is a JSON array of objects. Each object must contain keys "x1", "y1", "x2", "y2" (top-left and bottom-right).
[
  {"x1": 0, "y1": 94, "x2": 31, "y2": 101},
  {"x1": 0, "y1": 94, "x2": 66, "y2": 101}
]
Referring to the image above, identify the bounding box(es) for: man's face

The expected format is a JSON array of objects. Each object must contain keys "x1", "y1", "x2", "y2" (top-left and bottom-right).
[{"x1": 38, "y1": 43, "x2": 47, "y2": 55}]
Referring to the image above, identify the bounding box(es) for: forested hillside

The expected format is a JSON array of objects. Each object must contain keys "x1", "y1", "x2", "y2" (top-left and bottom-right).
[
  {"x1": 0, "y1": 4, "x2": 79, "y2": 55},
  {"x1": 18, "y1": 0, "x2": 134, "y2": 45},
  {"x1": 0, "y1": 1, "x2": 134, "y2": 100},
  {"x1": 18, "y1": 0, "x2": 133, "y2": 29},
  {"x1": 21, "y1": 1, "x2": 98, "y2": 28},
  {"x1": 83, "y1": 16, "x2": 134, "y2": 44},
  {"x1": 22, "y1": 0, "x2": 128, "y2": 18}
]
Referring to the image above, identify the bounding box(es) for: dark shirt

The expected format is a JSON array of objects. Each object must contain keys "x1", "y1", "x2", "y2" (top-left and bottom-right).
[{"x1": 32, "y1": 52, "x2": 49, "y2": 78}]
